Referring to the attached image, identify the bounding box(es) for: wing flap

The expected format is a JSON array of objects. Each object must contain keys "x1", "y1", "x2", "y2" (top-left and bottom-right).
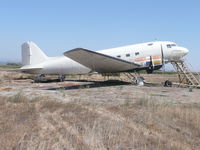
[{"x1": 64, "y1": 48, "x2": 140, "y2": 73}]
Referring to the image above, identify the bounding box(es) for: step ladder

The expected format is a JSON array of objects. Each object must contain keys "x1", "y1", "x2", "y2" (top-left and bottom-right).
[{"x1": 171, "y1": 58, "x2": 200, "y2": 88}]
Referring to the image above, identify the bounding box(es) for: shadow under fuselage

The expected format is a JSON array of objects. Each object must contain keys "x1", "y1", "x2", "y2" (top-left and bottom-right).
[{"x1": 46, "y1": 80, "x2": 131, "y2": 90}]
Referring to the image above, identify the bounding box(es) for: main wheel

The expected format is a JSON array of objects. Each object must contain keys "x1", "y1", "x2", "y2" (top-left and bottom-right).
[
  {"x1": 58, "y1": 75, "x2": 65, "y2": 82},
  {"x1": 164, "y1": 80, "x2": 172, "y2": 87}
]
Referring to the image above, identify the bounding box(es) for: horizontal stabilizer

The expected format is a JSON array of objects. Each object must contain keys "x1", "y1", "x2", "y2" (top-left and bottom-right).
[
  {"x1": 64, "y1": 48, "x2": 140, "y2": 73},
  {"x1": 20, "y1": 65, "x2": 42, "y2": 71}
]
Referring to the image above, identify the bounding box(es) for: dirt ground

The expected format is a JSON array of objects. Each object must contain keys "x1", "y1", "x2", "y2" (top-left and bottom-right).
[{"x1": 0, "y1": 69, "x2": 200, "y2": 150}]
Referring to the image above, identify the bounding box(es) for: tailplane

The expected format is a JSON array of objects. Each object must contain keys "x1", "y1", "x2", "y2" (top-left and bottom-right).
[{"x1": 21, "y1": 41, "x2": 48, "y2": 66}]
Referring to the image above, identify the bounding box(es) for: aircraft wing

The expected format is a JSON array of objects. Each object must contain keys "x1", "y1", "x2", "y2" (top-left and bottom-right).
[{"x1": 64, "y1": 48, "x2": 140, "y2": 73}]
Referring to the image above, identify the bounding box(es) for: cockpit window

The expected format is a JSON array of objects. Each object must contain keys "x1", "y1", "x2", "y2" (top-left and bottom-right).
[
  {"x1": 167, "y1": 44, "x2": 171, "y2": 48},
  {"x1": 167, "y1": 44, "x2": 176, "y2": 48},
  {"x1": 171, "y1": 44, "x2": 176, "y2": 47}
]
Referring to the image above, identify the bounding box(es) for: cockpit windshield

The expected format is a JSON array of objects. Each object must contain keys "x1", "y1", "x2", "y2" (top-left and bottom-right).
[
  {"x1": 171, "y1": 44, "x2": 176, "y2": 47},
  {"x1": 167, "y1": 44, "x2": 177, "y2": 48}
]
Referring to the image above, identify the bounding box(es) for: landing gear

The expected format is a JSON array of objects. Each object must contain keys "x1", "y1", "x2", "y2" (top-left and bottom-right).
[
  {"x1": 146, "y1": 68, "x2": 153, "y2": 74},
  {"x1": 164, "y1": 80, "x2": 172, "y2": 87},
  {"x1": 33, "y1": 74, "x2": 45, "y2": 83},
  {"x1": 33, "y1": 74, "x2": 66, "y2": 83},
  {"x1": 58, "y1": 75, "x2": 65, "y2": 82}
]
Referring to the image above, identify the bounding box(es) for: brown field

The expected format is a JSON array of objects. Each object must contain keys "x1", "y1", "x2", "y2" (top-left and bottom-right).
[{"x1": 0, "y1": 69, "x2": 200, "y2": 150}]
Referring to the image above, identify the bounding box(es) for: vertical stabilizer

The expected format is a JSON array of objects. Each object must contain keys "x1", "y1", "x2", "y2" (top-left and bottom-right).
[{"x1": 21, "y1": 42, "x2": 48, "y2": 66}]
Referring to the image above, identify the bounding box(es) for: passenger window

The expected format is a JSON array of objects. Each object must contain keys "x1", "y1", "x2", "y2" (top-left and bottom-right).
[
  {"x1": 135, "y1": 52, "x2": 139, "y2": 56},
  {"x1": 117, "y1": 55, "x2": 121, "y2": 58},
  {"x1": 126, "y1": 54, "x2": 130, "y2": 57}
]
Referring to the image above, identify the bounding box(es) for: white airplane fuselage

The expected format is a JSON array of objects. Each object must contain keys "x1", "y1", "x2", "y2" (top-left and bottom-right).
[{"x1": 20, "y1": 41, "x2": 189, "y2": 75}]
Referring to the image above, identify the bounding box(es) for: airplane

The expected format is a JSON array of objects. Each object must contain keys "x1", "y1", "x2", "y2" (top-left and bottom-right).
[{"x1": 20, "y1": 41, "x2": 189, "y2": 83}]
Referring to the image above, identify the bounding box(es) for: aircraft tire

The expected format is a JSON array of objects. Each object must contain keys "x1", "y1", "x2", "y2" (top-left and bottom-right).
[
  {"x1": 59, "y1": 75, "x2": 65, "y2": 82},
  {"x1": 164, "y1": 80, "x2": 172, "y2": 87}
]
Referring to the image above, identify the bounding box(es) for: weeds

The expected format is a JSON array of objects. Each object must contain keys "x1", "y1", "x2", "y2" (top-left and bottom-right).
[
  {"x1": 7, "y1": 92, "x2": 28, "y2": 103},
  {"x1": 123, "y1": 98, "x2": 132, "y2": 106},
  {"x1": 1, "y1": 97, "x2": 200, "y2": 150},
  {"x1": 15, "y1": 74, "x2": 35, "y2": 80},
  {"x1": 29, "y1": 97, "x2": 42, "y2": 103},
  {"x1": 56, "y1": 87, "x2": 66, "y2": 97},
  {"x1": 135, "y1": 98, "x2": 158, "y2": 107},
  {"x1": 136, "y1": 97, "x2": 175, "y2": 107},
  {"x1": 161, "y1": 90, "x2": 169, "y2": 93},
  {"x1": 0, "y1": 63, "x2": 21, "y2": 69},
  {"x1": 68, "y1": 75, "x2": 79, "y2": 79},
  {"x1": 7, "y1": 92, "x2": 42, "y2": 103},
  {"x1": 150, "y1": 93, "x2": 167, "y2": 97}
]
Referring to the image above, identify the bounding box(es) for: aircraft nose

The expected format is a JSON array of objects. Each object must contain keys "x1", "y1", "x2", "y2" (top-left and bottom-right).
[
  {"x1": 181, "y1": 47, "x2": 189, "y2": 55},
  {"x1": 170, "y1": 47, "x2": 189, "y2": 61}
]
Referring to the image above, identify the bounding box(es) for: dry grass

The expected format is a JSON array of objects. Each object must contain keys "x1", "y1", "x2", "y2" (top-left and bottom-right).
[
  {"x1": 0, "y1": 97, "x2": 38, "y2": 150},
  {"x1": 0, "y1": 78, "x2": 3, "y2": 84},
  {"x1": 7, "y1": 92, "x2": 42, "y2": 103},
  {"x1": 0, "y1": 93, "x2": 200, "y2": 150},
  {"x1": 0, "y1": 71, "x2": 35, "y2": 81},
  {"x1": 108, "y1": 99, "x2": 200, "y2": 150},
  {"x1": 0, "y1": 70, "x2": 199, "y2": 149}
]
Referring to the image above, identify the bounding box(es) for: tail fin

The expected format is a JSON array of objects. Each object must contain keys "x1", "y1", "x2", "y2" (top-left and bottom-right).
[{"x1": 21, "y1": 41, "x2": 48, "y2": 66}]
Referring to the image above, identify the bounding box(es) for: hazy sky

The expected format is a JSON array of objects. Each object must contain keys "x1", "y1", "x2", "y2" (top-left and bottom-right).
[{"x1": 0, "y1": 0, "x2": 199, "y2": 70}]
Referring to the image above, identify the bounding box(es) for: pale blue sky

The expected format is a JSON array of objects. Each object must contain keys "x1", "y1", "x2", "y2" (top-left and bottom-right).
[{"x1": 0, "y1": 0, "x2": 199, "y2": 70}]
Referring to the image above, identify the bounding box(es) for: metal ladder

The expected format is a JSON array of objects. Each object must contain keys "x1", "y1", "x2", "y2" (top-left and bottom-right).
[{"x1": 171, "y1": 58, "x2": 200, "y2": 87}]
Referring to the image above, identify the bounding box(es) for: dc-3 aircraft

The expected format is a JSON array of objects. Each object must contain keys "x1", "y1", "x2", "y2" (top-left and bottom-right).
[{"x1": 20, "y1": 41, "x2": 189, "y2": 84}]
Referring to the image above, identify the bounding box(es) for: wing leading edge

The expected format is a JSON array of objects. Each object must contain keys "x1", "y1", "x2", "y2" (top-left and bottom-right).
[{"x1": 64, "y1": 48, "x2": 140, "y2": 73}]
